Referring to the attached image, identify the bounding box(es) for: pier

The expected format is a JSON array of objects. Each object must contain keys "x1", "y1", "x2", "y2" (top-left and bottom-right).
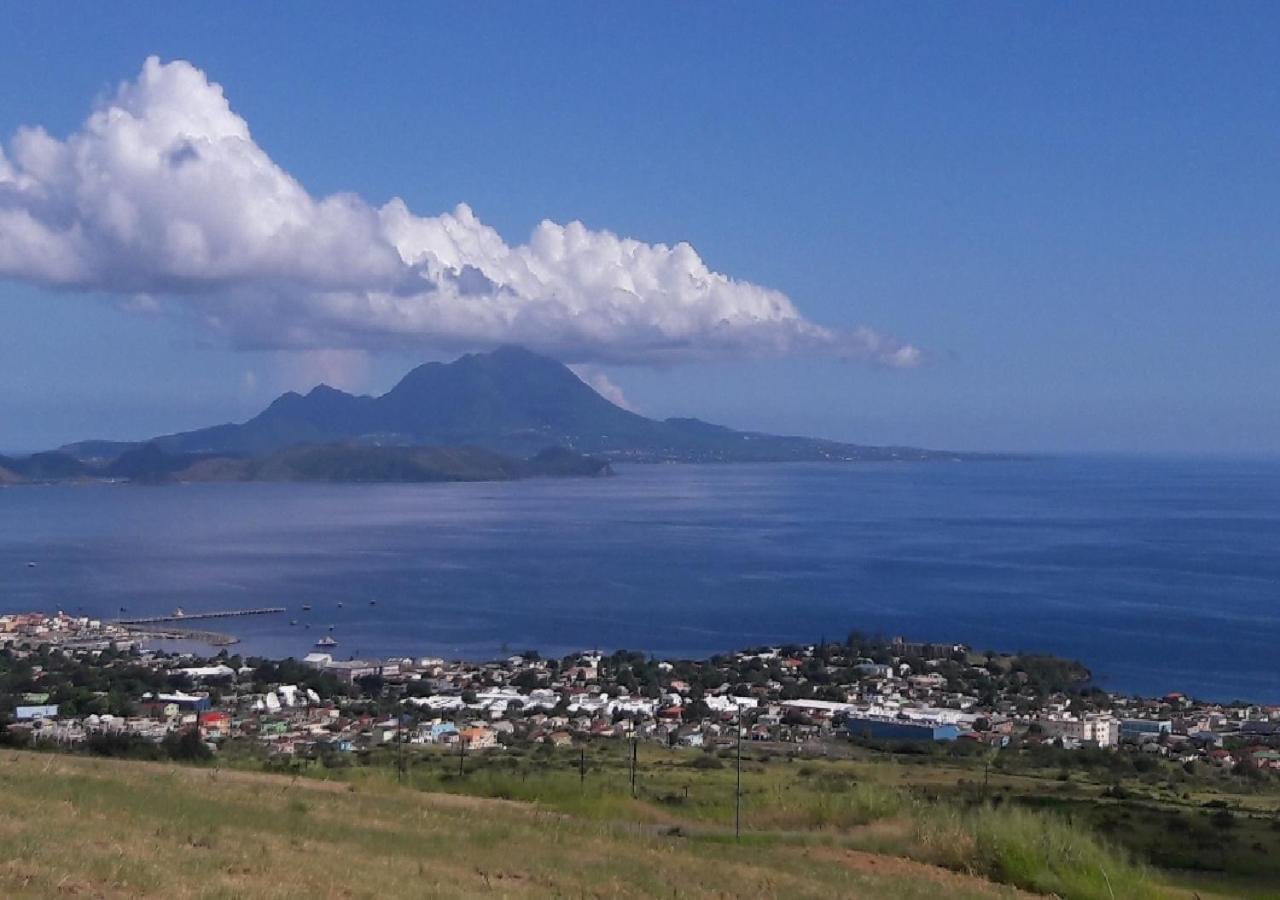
[{"x1": 113, "y1": 607, "x2": 286, "y2": 626}]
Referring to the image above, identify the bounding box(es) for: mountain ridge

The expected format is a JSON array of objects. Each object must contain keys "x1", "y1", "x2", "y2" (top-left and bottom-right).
[{"x1": 55, "y1": 345, "x2": 995, "y2": 465}]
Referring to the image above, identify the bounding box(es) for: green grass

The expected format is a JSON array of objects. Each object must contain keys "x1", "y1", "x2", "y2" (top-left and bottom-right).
[
  {"x1": 0, "y1": 749, "x2": 1020, "y2": 899},
  {"x1": 242, "y1": 742, "x2": 1184, "y2": 897},
  {"x1": 907, "y1": 802, "x2": 1159, "y2": 900},
  {"x1": 19, "y1": 735, "x2": 1279, "y2": 898}
]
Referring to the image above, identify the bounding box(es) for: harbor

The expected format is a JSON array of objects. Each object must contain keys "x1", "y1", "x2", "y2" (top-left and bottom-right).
[{"x1": 111, "y1": 607, "x2": 289, "y2": 647}]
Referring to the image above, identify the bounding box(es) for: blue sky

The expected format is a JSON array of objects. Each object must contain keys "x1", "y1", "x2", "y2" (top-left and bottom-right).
[{"x1": 1, "y1": 3, "x2": 1277, "y2": 454}]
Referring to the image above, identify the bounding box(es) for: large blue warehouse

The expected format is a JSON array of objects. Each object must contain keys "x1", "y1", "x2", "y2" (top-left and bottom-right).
[{"x1": 846, "y1": 716, "x2": 960, "y2": 742}]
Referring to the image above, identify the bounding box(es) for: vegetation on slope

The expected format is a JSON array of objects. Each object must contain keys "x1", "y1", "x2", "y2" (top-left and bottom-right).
[
  {"x1": 226, "y1": 740, "x2": 1173, "y2": 900},
  {"x1": 0, "y1": 750, "x2": 1019, "y2": 900}
]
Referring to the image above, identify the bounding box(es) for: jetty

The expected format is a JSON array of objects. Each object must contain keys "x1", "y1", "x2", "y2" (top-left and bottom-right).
[
  {"x1": 125, "y1": 626, "x2": 241, "y2": 646},
  {"x1": 113, "y1": 607, "x2": 285, "y2": 626}
]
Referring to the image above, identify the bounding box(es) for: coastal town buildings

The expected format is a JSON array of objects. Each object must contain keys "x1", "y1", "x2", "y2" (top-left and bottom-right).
[{"x1": 4, "y1": 610, "x2": 1280, "y2": 774}]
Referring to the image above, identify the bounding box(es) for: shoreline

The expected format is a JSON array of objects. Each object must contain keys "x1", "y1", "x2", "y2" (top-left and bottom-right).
[{"x1": 5, "y1": 603, "x2": 1276, "y2": 706}]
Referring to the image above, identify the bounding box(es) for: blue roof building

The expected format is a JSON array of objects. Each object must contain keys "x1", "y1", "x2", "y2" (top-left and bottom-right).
[{"x1": 847, "y1": 716, "x2": 960, "y2": 742}]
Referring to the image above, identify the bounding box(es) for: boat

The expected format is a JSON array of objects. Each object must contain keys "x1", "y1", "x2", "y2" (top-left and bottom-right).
[
  {"x1": 289, "y1": 619, "x2": 298, "y2": 626},
  {"x1": 301, "y1": 604, "x2": 312, "y2": 611},
  {"x1": 315, "y1": 636, "x2": 338, "y2": 648},
  {"x1": 25, "y1": 561, "x2": 37, "y2": 568},
  {"x1": 337, "y1": 602, "x2": 344, "y2": 608},
  {"x1": 172, "y1": 607, "x2": 185, "y2": 618}
]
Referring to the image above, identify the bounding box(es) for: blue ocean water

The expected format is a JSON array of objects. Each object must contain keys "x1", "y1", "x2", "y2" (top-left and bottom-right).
[{"x1": 1, "y1": 457, "x2": 1277, "y2": 702}]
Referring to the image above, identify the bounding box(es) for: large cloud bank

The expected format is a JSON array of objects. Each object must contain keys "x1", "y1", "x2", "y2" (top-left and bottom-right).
[{"x1": 0, "y1": 57, "x2": 919, "y2": 366}]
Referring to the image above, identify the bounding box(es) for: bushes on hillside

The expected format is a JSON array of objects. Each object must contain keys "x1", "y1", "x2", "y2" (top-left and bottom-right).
[{"x1": 911, "y1": 802, "x2": 1159, "y2": 899}]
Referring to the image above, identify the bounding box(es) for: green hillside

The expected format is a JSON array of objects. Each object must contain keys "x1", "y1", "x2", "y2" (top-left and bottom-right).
[{"x1": 0, "y1": 750, "x2": 1022, "y2": 899}]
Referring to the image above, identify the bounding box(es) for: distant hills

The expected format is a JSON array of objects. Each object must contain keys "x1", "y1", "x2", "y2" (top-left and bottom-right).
[
  {"x1": 0, "y1": 442, "x2": 610, "y2": 486},
  {"x1": 3, "y1": 345, "x2": 996, "y2": 485}
]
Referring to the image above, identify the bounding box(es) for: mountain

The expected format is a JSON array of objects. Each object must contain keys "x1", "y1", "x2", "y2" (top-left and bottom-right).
[{"x1": 59, "y1": 346, "x2": 986, "y2": 464}]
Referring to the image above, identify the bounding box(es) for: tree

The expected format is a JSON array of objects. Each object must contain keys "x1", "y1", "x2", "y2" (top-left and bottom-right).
[{"x1": 163, "y1": 727, "x2": 213, "y2": 762}]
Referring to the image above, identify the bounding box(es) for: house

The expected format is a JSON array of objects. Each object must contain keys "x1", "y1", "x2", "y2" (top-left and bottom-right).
[
  {"x1": 421, "y1": 722, "x2": 459, "y2": 744},
  {"x1": 142, "y1": 692, "x2": 211, "y2": 714},
  {"x1": 459, "y1": 727, "x2": 498, "y2": 750},
  {"x1": 675, "y1": 727, "x2": 704, "y2": 748},
  {"x1": 1249, "y1": 750, "x2": 1280, "y2": 771},
  {"x1": 323, "y1": 660, "x2": 380, "y2": 685},
  {"x1": 139, "y1": 700, "x2": 180, "y2": 720},
  {"x1": 178, "y1": 664, "x2": 236, "y2": 680},
  {"x1": 14, "y1": 704, "x2": 59, "y2": 720},
  {"x1": 1207, "y1": 748, "x2": 1235, "y2": 767},
  {"x1": 854, "y1": 663, "x2": 893, "y2": 679},
  {"x1": 198, "y1": 710, "x2": 231, "y2": 739},
  {"x1": 370, "y1": 720, "x2": 401, "y2": 744}
]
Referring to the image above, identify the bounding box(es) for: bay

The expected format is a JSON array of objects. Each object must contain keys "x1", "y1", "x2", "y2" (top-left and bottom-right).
[{"x1": 2, "y1": 457, "x2": 1277, "y2": 702}]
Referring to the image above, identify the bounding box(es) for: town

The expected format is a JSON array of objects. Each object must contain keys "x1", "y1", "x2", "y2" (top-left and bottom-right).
[{"x1": 3, "y1": 608, "x2": 1279, "y2": 777}]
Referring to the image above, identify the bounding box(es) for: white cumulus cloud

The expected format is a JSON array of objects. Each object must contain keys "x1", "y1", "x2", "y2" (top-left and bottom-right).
[{"x1": 0, "y1": 57, "x2": 920, "y2": 367}]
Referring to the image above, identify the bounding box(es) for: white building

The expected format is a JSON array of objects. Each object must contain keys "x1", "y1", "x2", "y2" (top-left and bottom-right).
[{"x1": 1040, "y1": 714, "x2": 1120, "y2": 748}]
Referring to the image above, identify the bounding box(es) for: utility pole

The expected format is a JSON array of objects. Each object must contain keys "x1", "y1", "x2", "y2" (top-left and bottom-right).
[
  {"x1": 458, "y1": 733, "x2": 465, "y2": 777},
  {"x1": 579, "y1": 747, "x2": 586, "y2": 787},
  {"x1": 735, "y1": 702, "x2": 743, "y2": 840},
  {"x1": 397, "y1": 708, "x2": 405, "y2": 785},
  {"x1": 630, "y1": 736, "x2": 638, "y2": 798}
]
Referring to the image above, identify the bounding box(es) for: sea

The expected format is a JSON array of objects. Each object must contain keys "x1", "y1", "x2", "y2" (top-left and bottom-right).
[{"x1": 2, "y1": 457, "x2": 1277, "y2": 703}]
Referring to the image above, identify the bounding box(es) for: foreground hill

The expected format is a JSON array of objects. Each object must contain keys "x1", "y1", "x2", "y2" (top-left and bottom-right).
[
  {"x1": 59, "y1": 345, "x2": 993, "y2": 464},
  {"x1": 0, "y1": 751, "x2": 1018, "y2": 899}
]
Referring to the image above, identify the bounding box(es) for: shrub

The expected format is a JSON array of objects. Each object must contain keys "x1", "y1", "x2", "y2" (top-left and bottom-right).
[
  {"x1": 760, "y1": 780, "x2": 904, "y2": 830},
  {"x1": 911, "y1": 802, "x2": 1159, "y2": 899},
  {"x1": 688, "y1": 754, "x2": 724, "y2": 770}
]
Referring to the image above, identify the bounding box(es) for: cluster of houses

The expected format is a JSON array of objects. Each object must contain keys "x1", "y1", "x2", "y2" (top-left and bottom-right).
[
  {"x1": 0, "y1": 611, "x2": 134, "y2": 650},
  {"x1": 5, "y1": 615, "x2": 1280, "y2": 773}
]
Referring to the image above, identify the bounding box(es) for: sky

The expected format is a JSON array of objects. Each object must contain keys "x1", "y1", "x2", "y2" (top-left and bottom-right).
[{"x1": 0, "y1": 4, "x2": 1277, "y2": 455}]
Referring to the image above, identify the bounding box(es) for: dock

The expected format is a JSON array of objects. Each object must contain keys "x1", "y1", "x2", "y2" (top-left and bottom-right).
[{"x1": 113, "y1": 607, "x2": 286, "y2": 626}]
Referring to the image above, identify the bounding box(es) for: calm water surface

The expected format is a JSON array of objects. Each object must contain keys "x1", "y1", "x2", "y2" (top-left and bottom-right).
[{"x1": 1, "y1": 458, "x2": 1277, "y2": 702}]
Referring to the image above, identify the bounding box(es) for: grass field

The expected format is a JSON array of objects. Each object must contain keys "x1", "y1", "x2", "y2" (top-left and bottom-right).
[
  {"x1": 253, "y1": 740, "x2": 1171, "y2": 899},
  {"x1": 243, "y1": 738, "x2": 1280, "y2": 899},
  {"x1": 0, "y1": 750, "x2": 1022, "y2": 899},
  {"x1": 6, "y1": 741, "x2": 1278, "y2": 899}
]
